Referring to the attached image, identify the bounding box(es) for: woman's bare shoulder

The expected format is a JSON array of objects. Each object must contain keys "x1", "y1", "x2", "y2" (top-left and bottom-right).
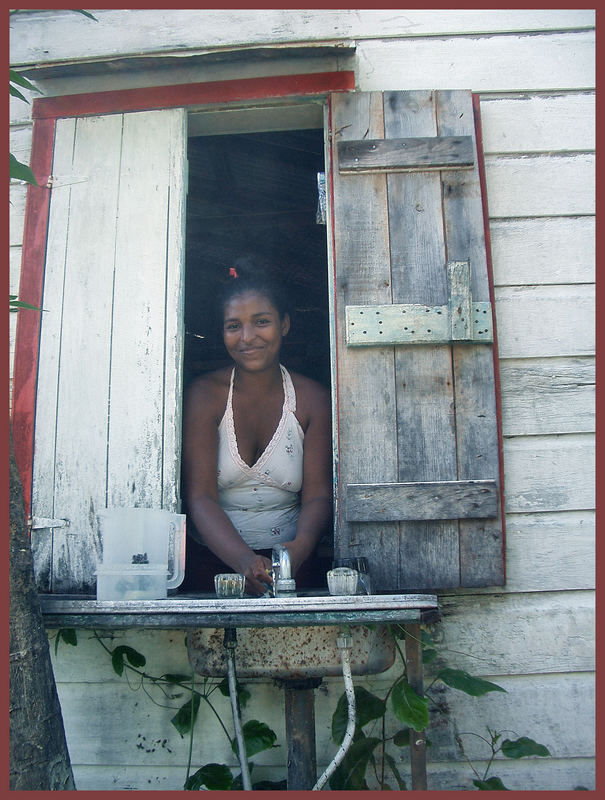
[
  {"x1": 288, "y1": 370, "x2": 330, "y2": 421},
  {"x1": 185, "y1": 367, "x2": 232, "y2": 419}
]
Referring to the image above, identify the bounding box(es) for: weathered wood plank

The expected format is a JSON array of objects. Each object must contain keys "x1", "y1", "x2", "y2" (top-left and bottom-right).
[
  {"x1": 69, "y1": 758, "x2": 596, "y2": 792},
  {"x1": 438, "y1": 90, "x2": 503, "y2": 587},
  {"x1": 385, "y1": 90, "x2": 459, "y2": 591},
  {"x1": 426, "y1": 758, "x2": 595, "y2": 792},
  {"x1": 500, "y1": 357, "x2": 595, "y2": 436},
  {"x1": 436, "y1": 590, "x2": 594, "y2": 675},
  {"x1": 356, "y1": 31, "x2": 595, "y2": 93},
  {"x1": 502, "y1": 433, "x2": 594, "y2": 514},
  {"x1": 494, "y1": 284, "x2": 594, "y2": 359},
  {"x1": 31, "y1": 110, "x2": 187, "y2": 593},
  {"x1": 346, "y1": 481, "x2": 498, "y2": 521},
  {"x1": 40, "y1": 115, "x2": 123, "y2": 592},
  {"x1": 485, "y1": 154, "x2": 595, "y2": 218},
  {"x1": 330, "y1": 91, "x2": 400, "y2": 584},
  {"x1": 10, "y1": 10, "x2": 595, "y2": 67},
  {"x1": 106, "y1": 109, "x2": 186, "y2": 511},
  {"x1": 490, "y1": 216, "x2": 594, "y2": 287},
  {"x1": 504, "y1": 511, "x2": 594, "y2": 592},
  {"x1": 338, "y1": 135, "x2": 474, "y2": 173},
  {"x1": 479, "y1": 93, "x2": 595, "y2": 155}
]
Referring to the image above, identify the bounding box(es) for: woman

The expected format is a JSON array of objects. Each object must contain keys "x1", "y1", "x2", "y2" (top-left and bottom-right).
[{"x1": 182, "y1": 268, "x2": 332, "y2": 596}]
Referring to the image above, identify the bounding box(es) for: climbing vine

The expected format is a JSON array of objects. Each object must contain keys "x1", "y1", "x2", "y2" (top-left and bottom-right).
[{"x1": 53, "y1": 624, "x2": 551, "y2": 791}]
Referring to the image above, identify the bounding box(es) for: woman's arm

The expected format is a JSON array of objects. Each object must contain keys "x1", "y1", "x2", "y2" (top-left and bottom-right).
[
  {"x1": 182, "y1": 377, "x2": 272, "y2": 595},
  {"x1": 285, "y1": 381, "x2": 333, "y2": 576}
]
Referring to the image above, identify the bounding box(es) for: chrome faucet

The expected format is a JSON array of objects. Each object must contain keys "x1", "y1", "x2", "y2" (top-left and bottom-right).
[{"x1": 271, "y1": 544, "x2": 297, "y2": 596}]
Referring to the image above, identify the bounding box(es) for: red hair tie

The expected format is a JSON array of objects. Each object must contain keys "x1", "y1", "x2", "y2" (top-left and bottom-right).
[{"x1": 229, "y1": 267, "x2": 238, "y2": 279}]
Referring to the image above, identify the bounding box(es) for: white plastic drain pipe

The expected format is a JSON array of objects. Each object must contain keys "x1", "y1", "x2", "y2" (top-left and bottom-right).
[
  {"x1": 224, "y1": 629, "x2": 252, "y2": 790},
  {"x1": 312, "y1": 630, "x2": 356, "y2": 790}
]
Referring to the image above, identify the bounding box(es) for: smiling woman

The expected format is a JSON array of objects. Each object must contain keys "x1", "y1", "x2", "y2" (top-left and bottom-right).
[{"x1": 181, "y1": 265, "x2": 333, "y2": 596}]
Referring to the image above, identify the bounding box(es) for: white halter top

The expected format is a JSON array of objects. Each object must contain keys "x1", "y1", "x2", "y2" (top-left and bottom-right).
[{"x1": 217, "y1": 365, "x2": 304, "y2": 549}]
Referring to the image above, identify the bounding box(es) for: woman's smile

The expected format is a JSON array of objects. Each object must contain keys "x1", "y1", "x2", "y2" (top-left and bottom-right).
[{"x1": 222, "y1": 290, "x2": 290, "y2": 371}]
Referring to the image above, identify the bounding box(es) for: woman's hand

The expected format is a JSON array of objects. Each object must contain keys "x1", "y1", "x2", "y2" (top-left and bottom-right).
[{"x1": 239, "y1": 551, "x2": 273, "y2": 596}]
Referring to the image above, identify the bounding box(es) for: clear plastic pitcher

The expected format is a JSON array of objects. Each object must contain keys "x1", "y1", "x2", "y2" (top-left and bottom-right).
[{"x1": 98, "y1": 508, "x2": 186, "y2": 590}]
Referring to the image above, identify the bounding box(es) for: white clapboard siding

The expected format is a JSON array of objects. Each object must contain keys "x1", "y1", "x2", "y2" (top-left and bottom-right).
[
  {"x1": 479, "y1": 93, "x2": 595, "y2": 154},
  {"x1": 484, "y1": 154, "x2": 594, "y2": 218},
  {"x1": 9, "y1": 122, "x2": 33, "y2": 168},
  {"x1": 55, "y1": 678, "x2": 285, "y2": 768},
  {"x1": 499, "y1": 357, "x2": 595, "y2": 436},
  {"x1": 426, "y1": 759, "x2": 595, "y2": 792},
  {"x1": 9, "y1": 183, "x2": 27, "y2": 247},
  {"x1": 490, "y1": 217, "x2": 594, "y2": 287},
  {"x1": 70, "y1": 757, "x2": 595, "y2": 792},
  {"x1": 494, "y1": 285, "x2": 594, "y2": 360},
  {"x1": 504, "y1": 511, "x2": 594, "y2": 592},
  {"x1": 31, "y1": 109, "x2": 186, "y2": 592},
  {"x1": 435, "y1": 590, "x2": 594, "y2": 676},
  {"x1": 422, "y1": 672, "x2": 595, "y2": 761},
  {"x1": 9, "y1": 10, "x2": 595, "y2": 66},
  {"x1": 503, "y1": 433, "x2": 594, "y2": 514},
  {"x1": 356, "y1": 32, "x2": 594, "y2": 93}
]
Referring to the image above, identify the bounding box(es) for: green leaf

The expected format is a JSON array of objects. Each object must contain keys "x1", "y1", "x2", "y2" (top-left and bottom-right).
[
  {"x1": 391, "y1": 679, "x2": 429, "y2": 732},
  {"x1": 110, "y1": 645, "x2": 146, "y2": 676},
  {"x1": 10, "y1": 69, "x2": 42, "y2": 94},
  {"x1": 501, "y1": 736, "x2": 551, "y2": 759},
  {"x1": 73, "y1": 10, "x2": 98, "y2": 21},
  {"x1": 10, "y1": 153, "x2": 37, "y2": 185},
  {"x1": 422, "y1": 648, "x2": 437, "y2": 664},
  {"x1": 59, "y1": 628, "x2": 78, "y2": 646},
  {"x1": 329, "y1": 735, "x2": 382, "y2": 790},
  {"x1": 231, "y1": 720, "x2": 277, "y2": 758},
  {"x1": 10, "y1": 84, "x2": 29, "y2": 103},
  {"x1": 171, "y1": 693, "x2": 201, "y2": 736},
  {"x1": 331, "y1": 686, "x2": 386, "y2": 745},
  {"x1": 473, "y1": 776, "x2": 509, "y2": 790},
  {"x1": 436, "y1": 668, "x2": 506, "y2": 697},
  {"x1": 10, "y1": 296, "x2": 42, "y2": 311},
  {"x1": 184, "y1": 763, "x2": 233, "y2": 790},
  {"x1": 393, "y1": 728, "x2": 410, "y2": 747},
  {"x1": 218, "y1": 676, "x2": 251, "y2": 709},
  {"x1": 384, "y1": 752, "x2": 407, "y2": 790}
]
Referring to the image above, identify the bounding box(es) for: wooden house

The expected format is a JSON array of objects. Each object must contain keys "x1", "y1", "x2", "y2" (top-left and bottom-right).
[{"x1": 9, "y1": 9, "x2": 594, "y2": 790}]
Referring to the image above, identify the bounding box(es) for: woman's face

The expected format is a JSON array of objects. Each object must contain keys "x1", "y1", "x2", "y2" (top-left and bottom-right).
[{"x1": 222, "y1": 290, "x2": 290, "y2": 372}]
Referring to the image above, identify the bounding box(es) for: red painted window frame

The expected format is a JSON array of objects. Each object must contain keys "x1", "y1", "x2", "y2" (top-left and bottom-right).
[{"x1": 11, "y1": 71, "x2": 355, "y2": 517}]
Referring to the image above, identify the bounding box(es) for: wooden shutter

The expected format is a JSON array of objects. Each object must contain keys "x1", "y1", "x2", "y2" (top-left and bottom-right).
[
  {"x1": 31, "y1": 109, "x2": 187, "y2": 593},
  {"x1": 330, "y1": 90, "x2": 504, "y2": 591}
]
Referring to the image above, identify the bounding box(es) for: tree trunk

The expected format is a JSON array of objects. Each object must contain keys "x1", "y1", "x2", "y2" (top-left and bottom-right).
[{"x1": 9, "y1": 430, "x2": 76, "y2": 790}]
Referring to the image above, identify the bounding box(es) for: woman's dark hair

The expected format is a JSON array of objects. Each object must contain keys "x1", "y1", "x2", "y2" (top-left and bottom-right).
[{"x1": 218, "y1": 255, "x2": 290, "y2": 321}]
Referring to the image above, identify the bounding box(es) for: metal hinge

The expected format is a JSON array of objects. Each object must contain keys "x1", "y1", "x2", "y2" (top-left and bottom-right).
[
  {"x1": 346, "y1": 260, "x2": 493, "y2": 346},
  {"x1": 29, "y1": 516, "x2": 70, "y2": 530}
]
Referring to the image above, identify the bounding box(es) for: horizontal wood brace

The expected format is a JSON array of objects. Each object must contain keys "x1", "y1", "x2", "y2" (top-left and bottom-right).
[
  {"x1": 346, "y1": 480, "x2": 499, "y2": 521},
  {"x1": 337, "y1": 135, "x2": 474, "y2": 173},
  {"x1": 345, "y1": 301, "x2": 492, "y2": 345}
]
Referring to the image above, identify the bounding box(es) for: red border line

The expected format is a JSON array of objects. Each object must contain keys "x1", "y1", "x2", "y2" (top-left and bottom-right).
[
  {"x1": 473, "y1": 92, "x2": 507, "y2": 581},
  {"x1": 33, "y1": 71, "x2": 356, "y2": 120},
  {"x1": 11, "y1": 117, "x2": 56, "y2": 517}
]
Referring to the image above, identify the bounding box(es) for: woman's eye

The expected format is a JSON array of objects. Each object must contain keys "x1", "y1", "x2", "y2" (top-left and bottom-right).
[
  {"x1": 256, "y1": 318, "x2": 270, "y2": 325},
  {"x1": 225, "y1": 322, "x2": 240, "y2": 331}
]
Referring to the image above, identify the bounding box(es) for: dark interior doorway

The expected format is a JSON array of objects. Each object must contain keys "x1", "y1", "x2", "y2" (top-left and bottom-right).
[
  {"x1": 183, "y1": 127, "x2": 330, "y2": 389},
  {"x1": 181, "y1": 126, "x2": 332, "y2": 592}
]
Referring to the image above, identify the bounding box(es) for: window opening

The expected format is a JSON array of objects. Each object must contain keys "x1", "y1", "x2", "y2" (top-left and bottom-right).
[{"x1": 181, "y1": 118, "x2": 332, "y2": 592}]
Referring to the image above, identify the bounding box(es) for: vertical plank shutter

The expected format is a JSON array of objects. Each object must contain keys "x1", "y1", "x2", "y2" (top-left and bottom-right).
[
  {"x1": 31, "y1": 109, "x2": 187, "y2": 593},
  {"x1": 330, "y1": 90, "x2": 504, "y2": 591}
]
